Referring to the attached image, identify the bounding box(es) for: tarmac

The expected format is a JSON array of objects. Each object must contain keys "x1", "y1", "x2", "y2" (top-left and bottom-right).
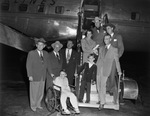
[{"x1": 0, "y1": 81, "x2": 150, "y2": 116}]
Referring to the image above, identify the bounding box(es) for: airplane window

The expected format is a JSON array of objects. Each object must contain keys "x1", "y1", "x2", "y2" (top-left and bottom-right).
[
  {"x1": 131, "y1": 12, "x2": 140, "y2": 20},
  {"x1": 55, "y1": 6, "x2": 64, "y2": 14},
  {"x1": 19, "y1": 4, "x2": 28, "y2": 12},
  {"x1": 37, "y1": 4, "x2": 45, "y2": 12},
  {"x1": 1, "y1": 3, "x2": 9, "y2": 11}
]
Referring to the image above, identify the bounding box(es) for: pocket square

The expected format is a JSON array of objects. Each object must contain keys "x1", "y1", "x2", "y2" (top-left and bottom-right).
[{"x1": 114, "y1": 39, "x2": 117, "y2": 41}]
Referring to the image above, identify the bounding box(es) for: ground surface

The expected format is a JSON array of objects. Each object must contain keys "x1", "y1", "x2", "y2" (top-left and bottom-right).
[{"x1": 0, "y1": 82, "x2": 150, "y2": 116}]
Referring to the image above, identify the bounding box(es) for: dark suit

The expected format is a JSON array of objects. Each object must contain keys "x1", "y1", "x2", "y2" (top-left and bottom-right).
[
  {"x1": 61, "y1": 48, "x2": 78, "y2": 85},
  {"x1": 107, "y1": 33, "x2": 124, "y2": 102},
  {"x1": 78, "y1": 62, "x2": 97, "y2": 102},
  {"x1": 92, "y1": 27, "x2": 105, "y2": 47},
  {"x1": 46, "y1": 51, "x2": 63, "y2": 90}
]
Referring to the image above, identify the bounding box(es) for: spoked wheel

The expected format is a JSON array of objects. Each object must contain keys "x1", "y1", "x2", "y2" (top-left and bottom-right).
[
  {"x1": 46, "y1": 97, "x2": 56, "y2": 113},
  {"x1": 45, "y1": 87, "x2": 56, "y2": 113}
]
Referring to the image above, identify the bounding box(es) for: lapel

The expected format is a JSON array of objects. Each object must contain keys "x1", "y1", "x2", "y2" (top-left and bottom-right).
[{"x1": 105, "y1": 45, "x2": 113, "y2": 57}]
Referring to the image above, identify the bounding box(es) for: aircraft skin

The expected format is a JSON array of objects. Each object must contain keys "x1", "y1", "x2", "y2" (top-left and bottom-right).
[{"x1": 0, "y1": 0, "x2": 150, "y2": 52}]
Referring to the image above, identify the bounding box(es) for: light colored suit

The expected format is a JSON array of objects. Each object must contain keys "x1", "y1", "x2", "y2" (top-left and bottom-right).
[{"x1": 96, "y1": 45, "x2": 121, "y2": 104}]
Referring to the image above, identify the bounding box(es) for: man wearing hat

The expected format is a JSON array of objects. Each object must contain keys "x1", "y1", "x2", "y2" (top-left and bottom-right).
[
  {"x1": 26, "y1": 38, "x2": 52, "y2": 111},
  {"x1": 105, "y1": 23, "x2": 124, "y2": 105},
  {"x1": 91, "y1": 16, "x2": 105, "y2": 47},
  {"x1": 46, "y1": 41, "x2": 63, "y2": 90}
]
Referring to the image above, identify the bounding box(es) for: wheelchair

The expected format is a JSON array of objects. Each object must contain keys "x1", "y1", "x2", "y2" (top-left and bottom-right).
[{"x1": 45, "y1": 84, "x2": 78, "y2": 115}]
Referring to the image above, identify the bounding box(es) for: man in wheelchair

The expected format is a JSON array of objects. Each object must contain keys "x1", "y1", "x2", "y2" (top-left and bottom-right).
[{"x1": 53, "y1": 70, "x2": 80, "y2": 115}]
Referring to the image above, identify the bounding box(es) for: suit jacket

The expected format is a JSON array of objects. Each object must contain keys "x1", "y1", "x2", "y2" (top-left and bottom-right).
[
  {"x1": 48, "y1": 51, "x2": 63, "y2": 76},
  {"x1": 61, "y1": 48, "x2": 78, "y2": 85},
  {"x1": 92, "y1": 27, "x2": 105, "y2": 46},
  {"x1": 81, "y1": 38, "x2": 96, "y2": 63},
  {"x1": 110, "y1": 33, "x2": 124, "y2": 57},
  {"x1": 78, "y1": 62, "x2": 97, "y2": 82},
  {"x1": 97, "y1": 45, "x2": 121, "y2": 77},
  {"x1": 26, "y1": 49, "x2": 51, "y2": 81}
]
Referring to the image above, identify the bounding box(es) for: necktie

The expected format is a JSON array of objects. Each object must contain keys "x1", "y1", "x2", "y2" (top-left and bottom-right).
[
  {"x1": 104, "y1": 46, "x2": 108, "y2": 56},
  {"x1": 66, "y1": 49, "x2": 70, "y2": 63},
  {"x1": 56, "y1": 53, "x2": 60, "y2": 60},
  {"x1": 40, "y1": 51, "x2": 44, "y2": 62}
]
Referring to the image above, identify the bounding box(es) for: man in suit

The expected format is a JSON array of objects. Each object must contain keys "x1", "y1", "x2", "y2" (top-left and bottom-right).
[
  {"x1": 96, "y1": 34, "x2": 122, "y2": 110},
  {"x1": 104, "y1": 23, "x2": 124, "y2": 104},
  {"x1": 26, "y1": 38, "x2": 52, "y2": 112},
  {"x1": 61, "y1": 40, "x2": 78, "y2": 86},
  {"x1": 91, "y1": 17, "x2": 105, "y2": 47},
  {"x1": 46, "y1": 41, "x2": 63, "y2": 90}
]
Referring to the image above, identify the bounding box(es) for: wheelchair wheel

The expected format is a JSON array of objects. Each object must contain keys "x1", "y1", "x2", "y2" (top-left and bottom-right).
[{"x1": 45, "y1": 87, "x2": 56, "y2": 113}]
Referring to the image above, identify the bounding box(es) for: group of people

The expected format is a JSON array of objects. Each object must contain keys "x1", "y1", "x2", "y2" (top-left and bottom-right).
[
  {"x1": 80, "y1": 17, "x2": 124, "y2": 110},
  {"x1": 26, "y1": 39, "x2": 80, "y2": 114},
  {"x1": 26, "y1": 16, "x2": 124, "y2": 113}
]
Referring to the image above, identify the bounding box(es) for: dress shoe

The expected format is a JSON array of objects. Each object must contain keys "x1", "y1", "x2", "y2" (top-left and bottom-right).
[
  {"x1": 98, "y1": 104, "x2": 104, "y2": 111},
  {"x1": 31, "y1": 108, "x2": 36, "y2": 112},
  {"x1": 85, "y1": 100, "x2": 90, "y2": 103},
  {"x1": 96, "y1": 101, "x2": 100, "y2": 104},
  {"x1": 78, "y1": 99, "x2": 83, "y2": 103},
  {"x1": 38, "y1": 106, "x2": 43, "y2": 109}
]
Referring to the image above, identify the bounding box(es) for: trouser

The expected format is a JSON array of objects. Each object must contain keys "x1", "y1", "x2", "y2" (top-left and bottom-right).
[
  {"x1": 107, "y1": 61, "x2": 118, "y2": 103},
  {"x1": 99, "y1": 68, "x2": 108, "y2": 105},
  {"x1": 96, "y1": 73, "x2": 101, "y2": 102},
  {"x1": 60, "y1": 91, "x2": 78, "y2": 110},
  {"x1": 30, "y1": 80, "x2": 45, "y2": 110},
  {"x1": 79, "y1": 81, "x2": 91, "y2": 102}
]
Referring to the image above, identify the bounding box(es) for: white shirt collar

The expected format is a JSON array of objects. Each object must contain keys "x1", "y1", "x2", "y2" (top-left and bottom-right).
[
  {"x1": 106, "y1": 44, "x2": 111, "y2": 49},
  {"x1": 110, "y1": 33, "x2": 114, "y2": 37},
  {"x1": 53, "y1": 51, "x2": 59, "y2": 56},
  {"x1": 37, "y1": 50, "x2": 43, "y2": 56}
]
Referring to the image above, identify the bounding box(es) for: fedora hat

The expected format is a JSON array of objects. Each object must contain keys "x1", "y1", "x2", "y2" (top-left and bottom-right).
[
  {"x1": 92, "y1": 17, "x2": 102, "y2": 23},
  {"x1": 51, "y1": 41, "x2": 63, "y2": 49},
  {"x1": 104, "y1": 23, "x2": 116, "y2": 29},
  {"x1": 34, "y1": 37, "x2": 46, "y2": 44}
]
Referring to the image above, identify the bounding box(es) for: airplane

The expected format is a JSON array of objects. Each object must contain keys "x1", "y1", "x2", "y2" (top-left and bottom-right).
[
  {"x1": 1, "y1": 0, "x2": 150, "y2": 52},
  {"x1": 0, "y1": 0, "x2": 149, "y2": 110}
]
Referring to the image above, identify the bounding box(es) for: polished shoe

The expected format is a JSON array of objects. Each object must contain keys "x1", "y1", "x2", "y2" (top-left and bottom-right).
[
  {"x1": 31, "y1": 108, "x2": 36, "y2": 112},
  {"x1": 98, "y1": 104, "x2": 104, "y2": 111},
  {"x1": 96, "y1": 101, "x2": 100, "y2": 104},
  {"x1": 85, "y1": 100, "x2": 90, "y2": 103},
  {"x1": 38, "y1": 106, "x2": 43, "y2": 109},
  {"x1": 78, "y1": 99, "x2": 83, "y2": 103}
]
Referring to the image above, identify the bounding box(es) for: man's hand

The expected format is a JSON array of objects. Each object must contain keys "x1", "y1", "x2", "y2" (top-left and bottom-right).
[
  {"x1": 91, "y1": 80, "x2": 96, "y2": 85},
  {"x1": 29, "y1": 76, "x2": 33, "y2": 81},
  {"x1": 51, "y1": 74, "x2": 55, "y2": 78},
  {"x1": 118, "y1": 72, "x2": 122, "y2": 77},
  {"x1": 74, "y1": 73, "x2": 78, "y2": 77}
]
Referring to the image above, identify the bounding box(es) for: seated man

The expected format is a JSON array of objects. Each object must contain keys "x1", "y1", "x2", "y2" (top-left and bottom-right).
[{"x1": 53, "y1": 70, "x2": 80, "y2": 115}]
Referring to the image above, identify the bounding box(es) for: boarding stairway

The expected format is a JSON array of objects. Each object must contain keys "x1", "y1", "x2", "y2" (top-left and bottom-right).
[{"x1": 78, "y1": 83, "x2": 119, "y2": 110}]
